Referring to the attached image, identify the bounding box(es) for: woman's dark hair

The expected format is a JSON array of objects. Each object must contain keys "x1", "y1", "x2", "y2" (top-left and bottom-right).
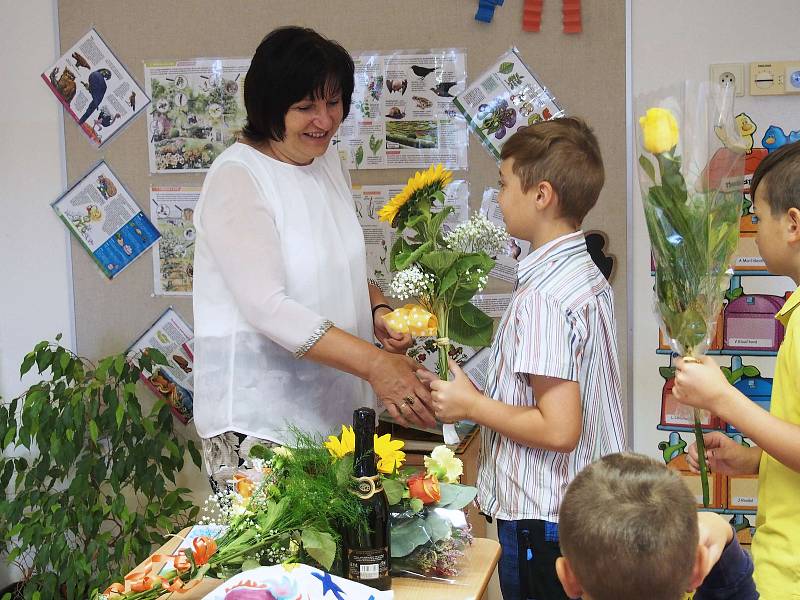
[{"x1": 242, "y1": 26, "x2": 354, "y2": 143}]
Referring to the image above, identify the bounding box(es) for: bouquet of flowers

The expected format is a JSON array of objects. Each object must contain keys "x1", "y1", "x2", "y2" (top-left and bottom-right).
[
  {"x1": 636, "y1": 82, "x2": 745, "y2": 506},
  {"x1": 379, "y1": 164, "x2": 509, "y2": 443},
  {"x1": 324, "y1": 427, "x2": 477, "y2": 582},
  {"x1": 97, "y1": 432, "x2": 367, "y2": 599}
]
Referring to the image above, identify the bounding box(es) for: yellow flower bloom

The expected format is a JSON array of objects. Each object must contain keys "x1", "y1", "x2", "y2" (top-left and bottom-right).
[
  {"x1": 378, "y1": 163, "x2": 453, "y2": 224},
  {"x1": 374, "y1": 433, "x2": 405, "y2": 473},
  {"x1": 324, "y1": 425, "x2": 355, "y2": 459},
  {"x1": 424, "y1": 445, "x2": 463, "y2": 483},
  {"x1": 639, "y1": 107, "x2": 679, "y2": 154}
]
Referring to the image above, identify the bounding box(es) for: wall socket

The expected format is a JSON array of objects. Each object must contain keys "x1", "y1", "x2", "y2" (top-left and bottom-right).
[{"x1": 710, "y1": 63, "x2": 745, "y2": 96}]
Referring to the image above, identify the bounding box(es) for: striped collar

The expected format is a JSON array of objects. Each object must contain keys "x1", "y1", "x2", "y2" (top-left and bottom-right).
[{"x1": 517, "y1": 230, "x2": 587, "y2": 287}]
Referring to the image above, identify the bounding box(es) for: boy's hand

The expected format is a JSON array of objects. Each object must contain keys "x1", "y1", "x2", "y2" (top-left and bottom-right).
[
  {"x1": 696, "y1": 512, "x2": 734, "y2": 581},
  {"x1": 686, "y1": 431, "x2": 761, "y2": 476},
  {"x1": 673, "y1": 356, "x2": 730, "y2": 413},
  {"x1": 429, "y1": 358, "x2": 482, "y2": 423},
  {"x1": 373, "y1": 308, "x2": 413, "y2": 354}
]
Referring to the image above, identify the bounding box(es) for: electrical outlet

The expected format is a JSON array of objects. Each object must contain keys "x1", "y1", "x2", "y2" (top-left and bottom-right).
[
  {"x1": 710, "y1": 63, "x2": 745, "y2": 96},
  {"x1": 751, "y1": 62, "x2": 785, "y2": 96}
]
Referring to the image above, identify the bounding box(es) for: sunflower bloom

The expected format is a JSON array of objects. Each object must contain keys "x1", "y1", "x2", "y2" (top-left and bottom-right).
[
  {"x1": 378, "y1": 163, "x2": 453, "y2": 224},
  {"x1": 374, "y1": 433, "x2": 405, "y2": 473},
  {"x1": 324, "y1": 425, "x2": 355, "y2": 458}
]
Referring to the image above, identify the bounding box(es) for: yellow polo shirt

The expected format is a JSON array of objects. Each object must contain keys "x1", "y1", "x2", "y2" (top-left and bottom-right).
[{"x1": 752, "y1": 286, "x2": 800, "y2": 598}]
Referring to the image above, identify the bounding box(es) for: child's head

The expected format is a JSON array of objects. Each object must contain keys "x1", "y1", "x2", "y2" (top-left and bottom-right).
[
  {"x1": 557, "y1": 453, "x2": 701, "y2": 600},
  {"x1": 499, "y1": 116, "x2": 604, "y2": 230},
  {"x1": 750, "y1": 140, "x2": 800, "y2": 279}
]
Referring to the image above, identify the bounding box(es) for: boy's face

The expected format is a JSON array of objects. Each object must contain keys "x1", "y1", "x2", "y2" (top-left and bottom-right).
[
  {"x1": 498, "y1": 158, "x2": 533, "y2": 240},
  {"x1": 753, "y1": 182, "x2": 789, "y2": 276}
]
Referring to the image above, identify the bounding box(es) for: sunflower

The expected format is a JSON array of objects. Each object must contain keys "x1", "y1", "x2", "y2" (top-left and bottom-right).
[
  {"x1": 324, "y1": 425, "x2": 355, "y2": 458},
  {"x1": 373, "y1": 433, "x2": 406, "y2": 474},
  {"x1": 377, "y1": 163, "x2": 453, "y2": 225}
]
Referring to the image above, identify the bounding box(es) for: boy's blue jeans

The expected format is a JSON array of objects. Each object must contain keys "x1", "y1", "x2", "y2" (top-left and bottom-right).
[{"x1": 496, "y1": 518, "x2": 568, "y2": 600}]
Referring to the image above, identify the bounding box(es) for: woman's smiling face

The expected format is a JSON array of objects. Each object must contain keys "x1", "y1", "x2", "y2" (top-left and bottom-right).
[{"x1": 269, "y1": 92, "x2": 343, "y2": 165}]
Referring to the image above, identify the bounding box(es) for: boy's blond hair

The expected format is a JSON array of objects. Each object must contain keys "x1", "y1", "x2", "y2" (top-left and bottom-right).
[
  {"x1": 499, "y1": 116, "x2": 604, "y2": 226},
  {"x1": 559, "y1": 453, "x2": 698, "y2": 600},
  {"x1": 751, "y1": 140, "x2": 800, "y2": 216}
]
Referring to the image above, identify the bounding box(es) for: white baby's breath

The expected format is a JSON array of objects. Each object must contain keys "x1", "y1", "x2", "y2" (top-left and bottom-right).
[
  {"x1": 389, "y1": 264, "x2": 436, "y2": 301},
  {"x1": 444, "y1": 212, "x2": 509, "y2": 256}
]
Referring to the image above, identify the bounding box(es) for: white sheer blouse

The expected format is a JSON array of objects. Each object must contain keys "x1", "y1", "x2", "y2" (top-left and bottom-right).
[{"x1": 192, "y1": 142, "x2": 375, "y2": 444}]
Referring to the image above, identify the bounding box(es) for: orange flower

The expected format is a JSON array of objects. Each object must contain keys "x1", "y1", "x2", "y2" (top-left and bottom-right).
[
  {"x1": 103, "y1": 582, "x2": 125, "y2": 597},
  {"x1": 407, "y1": 473, "x2": 441, "y2": 504},
  {"x1": 173, "y1": 553, "x2": 192, "y2": 573},
  {"x1": 130, "y1": 576, "x2": 156, "y2": 592},
  {"x1": 234, "y1": 473, "x2": 255, "y2": 499},
  {"x1": 192, "y1": 536, "x2": 218, "y2": 566}
]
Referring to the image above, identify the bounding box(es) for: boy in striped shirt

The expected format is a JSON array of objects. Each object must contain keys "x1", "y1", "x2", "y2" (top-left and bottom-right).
[{"x1": 428, "y1": 117, "x2": 626, "y2": 599}]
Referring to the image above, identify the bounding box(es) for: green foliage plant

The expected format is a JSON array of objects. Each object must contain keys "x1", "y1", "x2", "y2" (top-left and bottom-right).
[{"x1": 0, "y1": 336, "x2": 201, "y2": 599}]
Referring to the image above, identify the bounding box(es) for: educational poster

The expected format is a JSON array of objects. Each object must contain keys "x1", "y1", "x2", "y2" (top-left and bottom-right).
[
  {"x1": 480, "y1": 188, "x2": 531, "y2": 283},
  {"x1": 353, "y1": 181, "x2": 469, "y2": 293},
  {"x1": 453, "y1": 47, "x2": 565, "y2": 162},
  {"x1": 52, "y1": 161, "x2": 160, "y2": 279},
  {"x1": 41, "y1": 28, "x2": 149, "y2": 147},
  {"x1": 335, "y1": 49, "x2": 468, "y2": 170},
  {"x1": 406, "y1": 337, "x2": 477, "y2": 378},
  {"x1": 144, "y1": 58, "x2": 249, "y2": 172},
  {"x1": 472, "y1": 293, "x2": 511, "y2": 318},
  {"x1": 650, "y1": 110, "x2": 800, "y2": 547},
  {"x1": 127, "y1": 308, "x2": 195, "y2": 425},
  {"x1": 150, "y1": 187, "x2": 199, "y2": 295}
]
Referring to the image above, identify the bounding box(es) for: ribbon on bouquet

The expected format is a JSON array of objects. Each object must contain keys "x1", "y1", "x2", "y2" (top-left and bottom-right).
[
  {"x1": 381, "y1": 304, "x2": 438, "y2": 337},
  {"x1": 382, "y1": 305, "x2": 460, "y2": 446}
]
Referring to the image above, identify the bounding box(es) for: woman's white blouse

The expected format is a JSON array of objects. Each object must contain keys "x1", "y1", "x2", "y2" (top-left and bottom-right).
[{"x1": 192, "y1": 142, "x2": 375, "y2": 443}]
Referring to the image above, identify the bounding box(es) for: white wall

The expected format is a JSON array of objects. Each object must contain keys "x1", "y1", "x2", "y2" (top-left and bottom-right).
[
  {"x1": 0, "y1": 0, "x2": 72, "y2": 586},
  {"x1": 630, "y1": 0, "x2": 800, "y2": 455}
]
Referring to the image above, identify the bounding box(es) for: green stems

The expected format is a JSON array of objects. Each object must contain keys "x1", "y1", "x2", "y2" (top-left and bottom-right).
[{"x1": 692, "y1": 409, "x2": 710, "y2": 507}]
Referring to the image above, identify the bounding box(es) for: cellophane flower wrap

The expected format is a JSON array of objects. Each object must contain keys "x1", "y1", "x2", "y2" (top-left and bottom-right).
[
  {"x1": 636, "y1": 82, "x2": 745, "y2": 506},
  {"x1": 325, "y1": 428, "x2": 477, "y2": 583},
  {"x1": 379, "y1": 164, "x2": 509, "y2": 443}
]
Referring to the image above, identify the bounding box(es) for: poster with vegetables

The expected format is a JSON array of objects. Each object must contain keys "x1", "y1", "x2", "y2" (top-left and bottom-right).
[
  {"x1": 453, "y1": 48, "x2": 565, "y2": 162},
  {"x1": 334, "y1": 49, "x2": 468, "y2": 170},
  {"x1": 144, "y1": 58, "x2": 249, "y2": 173}
]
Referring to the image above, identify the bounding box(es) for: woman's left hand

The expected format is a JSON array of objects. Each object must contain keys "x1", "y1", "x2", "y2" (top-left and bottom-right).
[{"x1": 373, "y1": 307, "x2": 413, "y2": 354}]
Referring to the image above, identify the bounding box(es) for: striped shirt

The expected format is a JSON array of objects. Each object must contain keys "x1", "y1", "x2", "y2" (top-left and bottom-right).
[{"x1": 476, "y1": 230, "x2": 626, "y2": 522}]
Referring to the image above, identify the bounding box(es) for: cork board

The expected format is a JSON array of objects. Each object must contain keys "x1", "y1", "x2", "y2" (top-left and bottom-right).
[{"x1": 56, "y1": 0, "x2": 627, "y2": 387}]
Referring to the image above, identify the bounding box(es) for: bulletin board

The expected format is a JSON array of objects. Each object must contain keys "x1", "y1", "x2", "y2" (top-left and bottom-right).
[{"x1": 55, "y1": 0, "x2": 627, "y2": 382}]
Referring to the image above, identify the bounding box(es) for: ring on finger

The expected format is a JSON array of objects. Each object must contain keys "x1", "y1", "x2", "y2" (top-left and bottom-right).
[{"x1": 403, "y1": 395, "x2": 415, "y2": 407}]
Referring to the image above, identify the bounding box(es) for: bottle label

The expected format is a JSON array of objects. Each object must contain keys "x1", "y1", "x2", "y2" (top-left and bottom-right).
[
  {"x1": 347, "y1": 547, "x2": 389, "y2": 581},
  {"x1": 351, "y1": 474, "x2": 383, "y2": 500}
]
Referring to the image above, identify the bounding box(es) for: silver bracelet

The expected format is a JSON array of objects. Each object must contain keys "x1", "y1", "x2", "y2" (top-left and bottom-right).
[{"x1": 294, "y1": 319, "x2": 334, "y2": 358}]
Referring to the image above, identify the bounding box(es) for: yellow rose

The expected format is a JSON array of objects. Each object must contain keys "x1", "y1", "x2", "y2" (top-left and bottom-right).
[{"x1": 639, "y1": 107, "x2": 679, "y2": 154}]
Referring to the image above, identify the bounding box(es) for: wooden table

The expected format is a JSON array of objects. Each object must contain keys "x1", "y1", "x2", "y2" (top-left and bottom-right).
[{"x1": 125, "y1": 529, "x2": 500, "y2": 599}]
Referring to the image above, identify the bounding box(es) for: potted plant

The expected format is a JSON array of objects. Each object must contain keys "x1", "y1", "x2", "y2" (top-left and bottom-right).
[{"x1": 0, "y1": 336, "x2": 201, "y2": 599}]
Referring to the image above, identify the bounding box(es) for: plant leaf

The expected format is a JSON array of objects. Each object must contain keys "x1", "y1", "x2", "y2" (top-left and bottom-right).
[
  {"x1": 302, "y1": 528, "x2": 336, "y2": 570},
  {"x1": 498, "y1": 61, "x2": 514, "y2": 75},
  {"x1": 382, "y1": 478, "x2": 405, "y2": 505},
  {"x1": 638, "y1": 154, "x2": 656, "y2": 182},
  {"x1": 437, "y1": 483, "x2": 477, "y2": 509}
]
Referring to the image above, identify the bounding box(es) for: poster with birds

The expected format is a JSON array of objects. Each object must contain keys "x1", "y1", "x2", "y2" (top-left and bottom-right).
[
  {"x1": 41, "y1": 28, "x2": 149, "y2": 147},
  {"x1": 334, "y1": 49, "x2": 469, "y2": 170}
]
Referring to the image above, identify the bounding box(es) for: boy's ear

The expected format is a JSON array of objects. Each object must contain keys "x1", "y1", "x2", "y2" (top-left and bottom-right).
[
  {"x1": 530, "y1": 180, "x2": 557, "y2": 212},
  {"x1": 686, "y1": 543, "x2": 711, "y2": 591},
  {"x1": 785, "y1": 207, "x2": 800, "y2": 243},
  {"x1": 555, "y1": 556, "x2": 584, "y2": 599}
]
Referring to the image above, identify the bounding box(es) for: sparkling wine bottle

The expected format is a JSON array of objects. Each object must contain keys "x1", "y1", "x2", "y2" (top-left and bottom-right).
[{"x1": 342, "y1": 407, "x2": 391, "y2": 590}]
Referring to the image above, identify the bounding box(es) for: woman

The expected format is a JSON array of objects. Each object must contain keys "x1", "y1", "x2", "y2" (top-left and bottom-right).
[{"x1": 193, "y1": 27, "x2": 435, "y2": 489}]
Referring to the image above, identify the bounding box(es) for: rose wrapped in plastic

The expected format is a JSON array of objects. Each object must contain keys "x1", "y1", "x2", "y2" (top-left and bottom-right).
[{"x1": 636, "y1": 82, "x2": 745, "y2": 506}]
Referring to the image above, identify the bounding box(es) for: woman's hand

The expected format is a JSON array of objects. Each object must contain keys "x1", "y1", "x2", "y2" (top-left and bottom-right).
[
  {"x1": 686, "y1": 431, "x2": 761, "y2": 476},
  {"x1": 367, "y1": 352, "x2": 436, "y2": 428},
  {"x1": 373, "y1": 307, "x2": 413, "y2": 354}
]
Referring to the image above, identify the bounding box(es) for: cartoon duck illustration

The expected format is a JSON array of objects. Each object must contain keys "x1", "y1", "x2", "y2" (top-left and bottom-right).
[
  {"x1": 714, "y1": 111, "x2": 755, "y2": 153},
  {"x1": 762, "y1": 125, "x2": 800, "y2": 153}
]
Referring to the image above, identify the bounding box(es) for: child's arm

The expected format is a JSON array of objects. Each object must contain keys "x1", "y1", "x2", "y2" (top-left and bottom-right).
[
  {"x1": 429, "y1": 359, "x2": 582, "y2": 452},
  {"x1": 674, "y1": 355, "x2": 800, "y2": 473},
  {"x1": 694, "y1": 512, "x2": 756, "y2": 599}
]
